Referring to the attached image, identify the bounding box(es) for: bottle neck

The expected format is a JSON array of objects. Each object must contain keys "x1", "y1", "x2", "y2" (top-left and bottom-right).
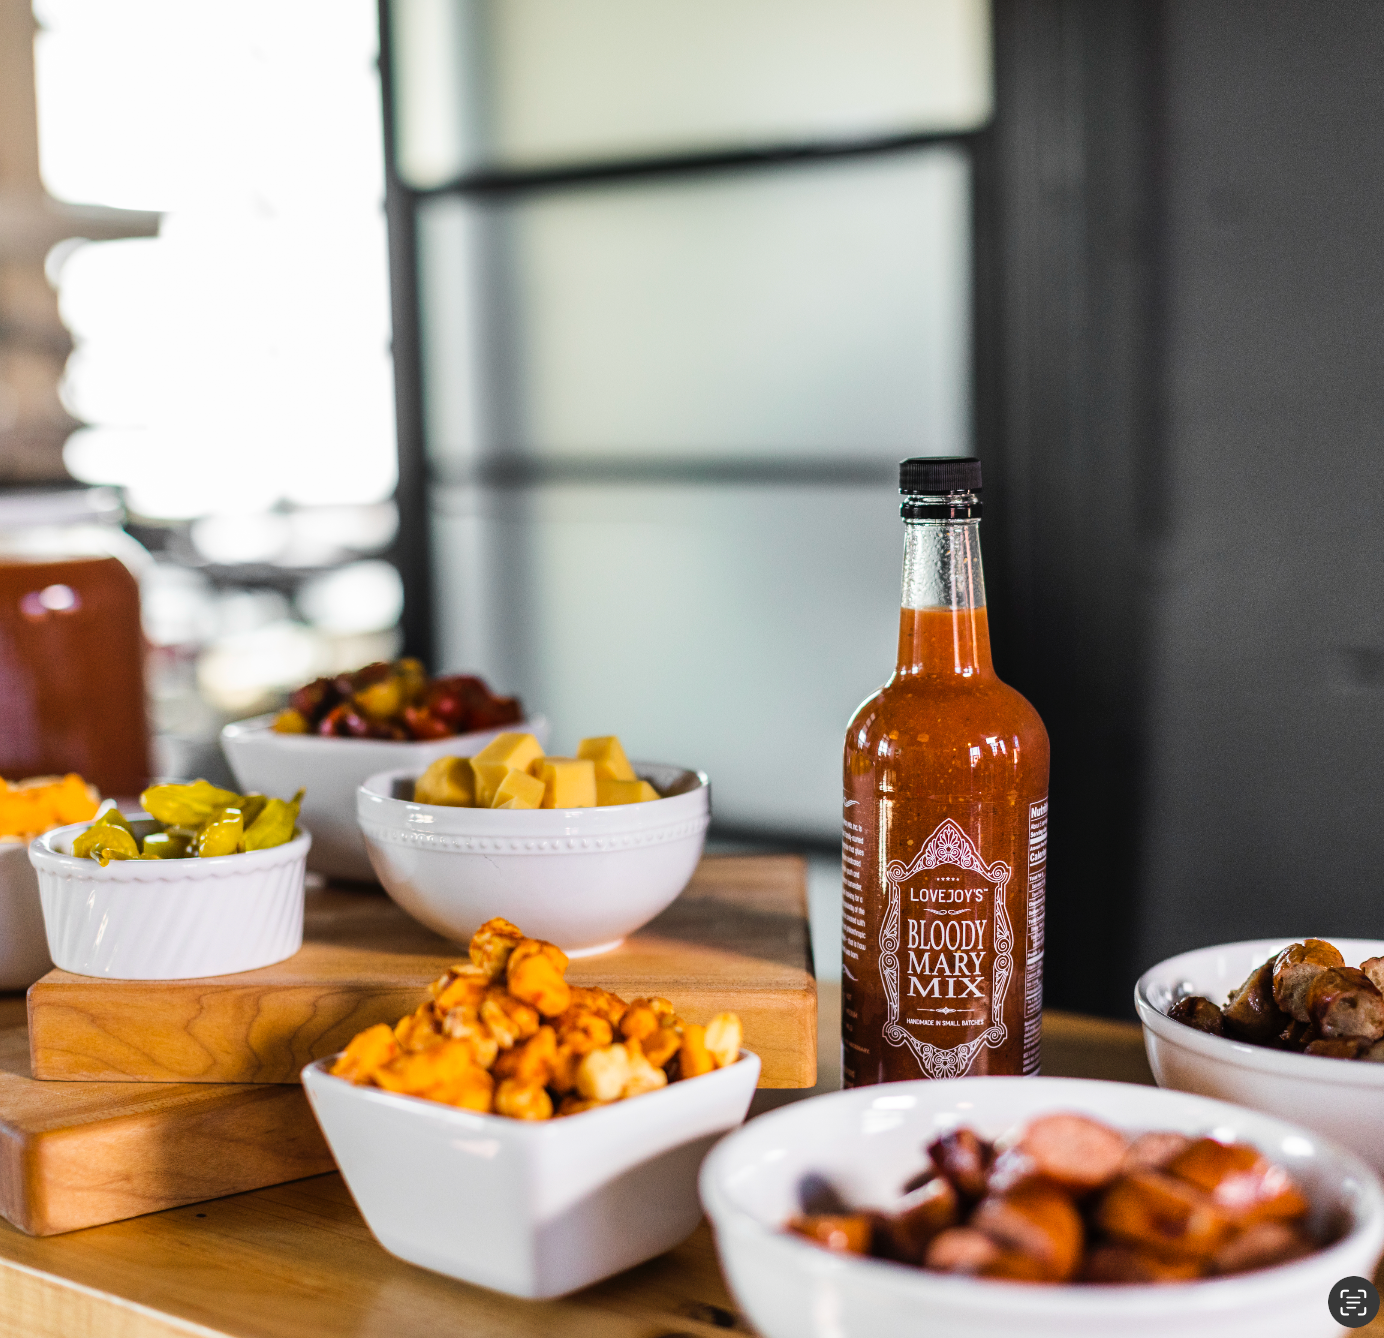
[{"x1": 896, "y1": 496, "x2": 993, "y2": 679}]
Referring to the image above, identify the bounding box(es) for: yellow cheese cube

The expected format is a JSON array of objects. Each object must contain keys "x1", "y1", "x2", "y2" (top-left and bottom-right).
[
  {"x1": 490, "y1": 767, "x2": 545, "y2": 810},
  {"x1": 413, "y1": 756, "x2": 474, "y2": 807},
  {"x1": 595, "y1": 778, "x2": 660, "y2": 806},
  {"x1": 576, "y1": 736, "x2": 636, "y2": 781},
  {"x1": 472, "y1": 732, "x2": 544, "y2": 807},
  {"x1": 530, "y1": 757, "x2": 597, "y2": 809}
]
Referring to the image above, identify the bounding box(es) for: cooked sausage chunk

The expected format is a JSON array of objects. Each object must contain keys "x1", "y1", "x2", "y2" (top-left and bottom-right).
[
  {"x1": 1209, "y1": 1221, "x2": 1313, "y2": 1274},
  {"x1": 788, "y1": 1214, "x2": 872, "y2": 1254},
  {"x1": 1360, "y1": 956, "x2": 1384, "y2": 994},
  {"x1": 1304, "y1": 966, "x2": 1384, "y2": 1041},
  {"x1": 971, "y1": 1181, "x2": 1085, "y2": 1282},
  {"x1": 1169, "y1": 995, "x2": 1225, "y2": 1035},
  {"x1": 1096, "y1": 1172, "x2": 1235, "y2": 1263},
  {"x1": 1083, "y1": 1243, "x2": 1203, "y2": 1283},
  {"x1": 1122, "y1": 1131, "x2": 1193, "y2": 1175},
  {"x1": 1222, "y1": 961, "x2": 1288, "y2": 1044},
  {"x1": 1165, "y1": 1139, "x2": 1308, "y2": 1225},
  {"x1": 1272, "y1": 940, "x2": 1345, "y2": 1022},
  {"x1": 875, "y1": 1176, "x2": 960, "y2": 1263},
  {"x1": 991, "y1": 1112, "x2": 1128, "y2": 1195},
  {"x1": 927, "y1": 1127, "x2": 993, "y2": 1202}
]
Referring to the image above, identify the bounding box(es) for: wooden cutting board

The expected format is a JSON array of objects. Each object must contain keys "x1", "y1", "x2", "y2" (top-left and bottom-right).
[
  {"x1": 0, "y1": 997, "x2": 334, "y2": 1237},
  {"x1": 27, "y1": 854, "x2": 818, "y2": 1089}
]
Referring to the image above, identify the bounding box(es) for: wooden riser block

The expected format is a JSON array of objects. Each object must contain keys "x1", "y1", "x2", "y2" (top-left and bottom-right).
[
  {"x1": 0, "y1": 1010, "x2": 333, "y2": 1237},
  {"x1": 28, "y1": 854, "x2": 818, "y2": 1089}
]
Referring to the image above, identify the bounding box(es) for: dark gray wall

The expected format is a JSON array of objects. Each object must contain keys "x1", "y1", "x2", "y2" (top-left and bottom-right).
[
  {"x1": 1137, "y1": 1, "x2": 1384, "y2": 969},
  {"x1": 983, "y1": 0, "x2": 1384, "y2": 1015}
]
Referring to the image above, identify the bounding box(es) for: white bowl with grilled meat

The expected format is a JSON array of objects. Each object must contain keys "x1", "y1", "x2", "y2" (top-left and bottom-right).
[
  {"x1": 1137, "y1": 938, "x2": 1384, "y2": 1174},
  {"x1": 699, "y1": 1075, "x2": 1384, "y2": 1338}
]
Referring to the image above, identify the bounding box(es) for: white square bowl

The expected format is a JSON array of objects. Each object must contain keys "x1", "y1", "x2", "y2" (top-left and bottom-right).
[
  {"x1": 221, "y1": 712, "x2": 549, "y2": 882},
  {"x1": 302, "y1": 1047, "x2": 760, "y2": 1299}
]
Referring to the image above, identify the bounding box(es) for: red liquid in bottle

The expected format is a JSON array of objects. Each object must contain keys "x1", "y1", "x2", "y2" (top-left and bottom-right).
[{"x1": 0, "y1": 556, "x2": 149, "y2": 797}]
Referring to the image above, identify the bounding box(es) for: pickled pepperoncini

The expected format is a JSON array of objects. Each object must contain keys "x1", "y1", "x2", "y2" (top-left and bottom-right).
[{"x1": 70, "y1": 780, "x2": 305, "y2": 864}]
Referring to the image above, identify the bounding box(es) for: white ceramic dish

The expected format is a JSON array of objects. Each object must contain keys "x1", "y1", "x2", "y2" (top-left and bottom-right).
[
  {"x1": 0, "y1": 839, "x2": 52, "y2": 988},
  {"x1": 356, "y1": 762, "x2": 710, "y2": 957},
  {"x1": 220, "y1": 712, "x2": 550, "y2": 882},
  {"x1": 30, "y1": 817, "x2": 310, "y2": 979},
  {"x1": 1137, "y1": 937, "x2": 1384, "y2": 1175},
  {"x1": 700, "y1": 1075, "x2": 1384, "y2": 1338},
  {"x1": 302, "y1": 1047, "x2": 760, "y2": 1298}
]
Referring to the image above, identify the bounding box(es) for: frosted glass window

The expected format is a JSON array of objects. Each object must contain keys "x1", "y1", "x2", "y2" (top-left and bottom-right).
[
  {"x1": 431, "y1": 482, "x2": 908, "y2": 839},
  {"x1": 418, "y1": 147, "x2": 971, "y2": 466},
  {"x1": 392, "y1": 0, "x2": 992, "y2": 184}
]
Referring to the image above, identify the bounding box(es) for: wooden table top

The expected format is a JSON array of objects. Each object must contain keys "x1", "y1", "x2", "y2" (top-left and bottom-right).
[{"x1": 0, "y1": 988, "x2": 1379, "y2": 1337}]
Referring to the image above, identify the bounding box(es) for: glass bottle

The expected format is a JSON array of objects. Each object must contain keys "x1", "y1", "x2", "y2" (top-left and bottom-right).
[
  {"x1": 0, "y1": 488, "x2": 151, "y2": 798},
  {"x1": 842, "y1": 457, "x2": 1049, "y2": 1085}
]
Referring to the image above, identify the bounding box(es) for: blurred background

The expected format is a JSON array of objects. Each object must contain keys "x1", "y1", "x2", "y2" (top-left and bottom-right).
[{"x1": 1, "y1": 0, "x2": 1380, "y2": 1017}]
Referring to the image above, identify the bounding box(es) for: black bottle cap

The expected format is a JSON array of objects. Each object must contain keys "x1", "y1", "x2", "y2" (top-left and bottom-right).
[{"x1": 899, "y1": 456, "x2": 982, "y2": 494}]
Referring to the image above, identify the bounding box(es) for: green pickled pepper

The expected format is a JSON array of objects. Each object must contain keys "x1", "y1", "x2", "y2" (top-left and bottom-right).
[
  {"x1": 73, "y1": 814, "x2": 141, "y2": 866},
  {"x1": 140, "y1": 780, "x2": 243, "y2": 828},
  {"x1": 141, "y1": 829, "x2": 192, "y2": 859},
  {"x1": 197, "y1": 807, "x2": 244, "y2": 858},
  {"x1": 242, "y1": 789, "x2": 303, "y2": 852},
  {"x1": 239, "y1": 793, "x2": 269, "y2": 828}
]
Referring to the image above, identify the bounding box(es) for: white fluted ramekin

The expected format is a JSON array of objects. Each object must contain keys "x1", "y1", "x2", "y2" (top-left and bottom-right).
[
  {"x1": 358, "y1": 761, "x2": 710, "y2": 956},
  {"x1": 30, "y1": 818, "x2": 310, "y2": 979},
  {"x1": 221, "y1": 713, "x2": 550, "y2": 882}
]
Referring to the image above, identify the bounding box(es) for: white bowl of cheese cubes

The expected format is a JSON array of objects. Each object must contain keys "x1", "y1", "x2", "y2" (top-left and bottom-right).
[{"x1": 357, "y1": 733, "x2": 710, "y2": 957}]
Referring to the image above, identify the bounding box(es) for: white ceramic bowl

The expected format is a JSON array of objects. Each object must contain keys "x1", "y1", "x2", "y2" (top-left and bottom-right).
[
  {"x1": 30, "y1": 817, "x2": 310, "y2": 979},
  {"x1": 302, "y1": 1047, "x2": 760, "y2": 1298},
  {"x1": 1137, "y1": 937, "x2": 1384, "y2": 1176},
  {"x1": 356, "y1": 762, "x2": 710, "y2": 957},
  {"x1": 0, "y1": 839, "x2": 52, "y2": 989},
  {"x1": 220, "y1": 712, "x2": 550, "y2": 882},
  {"x1": 699, "y1": 1075, "x2": 1384, "y2": 1338}
]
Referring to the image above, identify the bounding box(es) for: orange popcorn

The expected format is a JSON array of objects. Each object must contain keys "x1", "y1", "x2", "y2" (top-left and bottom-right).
[
  {"x1": 333, "y1": 919, "x2": 744, "y2": 1121},
  {"x1": 0, "y1": 773, "x2": 99, "y2": 841}
]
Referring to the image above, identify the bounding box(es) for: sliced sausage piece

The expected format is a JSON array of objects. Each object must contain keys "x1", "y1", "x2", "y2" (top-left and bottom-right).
[
  {"x1": 875, "y1": 1175, "x2": 960, "y2": 1263},
  {"x1": 1165, "y1": 1139, "x2": 1308, "y2": 1225},
  {"x1": 922, "y1": 1226, "x2": 1048, "y2": 1282},
  {"x1": 971, "y1": 1181, "x2": 1085, "y2": 1282},
  {"x1": 1359, "y1": 1039, "x2": 1384, "y2": 1063},
  {"x1": 1210, "y1": 1221, "x2": 1314, "y2": 1275},
  {"x1": 787, "y1": 1214, "x2": 872, "y2": 1254},
  {"x1": 1083, "y1": 1243, "x2": 1204, "y2": 1283},
  {"x1": 995, "y1": 1112, "x2": 1129, "y2": 1195},
  {"x1": 797, "y1": 1172, "x2": 849, "y2": 1216},
  {"x1": 1305, "y1": 966, "x2": 1384, "y2": 1041},
  {"x1": 1277, "y1": 1019, "x2": 1314, "y2": 1051},
  {"x1": 1169, "y1": 995, "x2": 1225, "y2": 1035},
  {"x1": 1096, "y1": 1171, "x2": 1236, "y2": 1263},
  {"x1": 1272, "y1": 940, "x2": 1345, "y2": 1022},
  {"x1": 1360, "y1": 956, "x2": 1384, "y2": 994},
  {"x1": 1222, "y1": 960, "x2": 1288, "y2": 1044},
  {"x1": 1123, "y1": 1131, "x2": 1193, "y2": 1175},
  {"x1": 927, "y1": 1127, "x2": 993, "y2": 1202},
  {"x1": 1305, "y1": 1037, "x2": 1365, "y2": 1059}
]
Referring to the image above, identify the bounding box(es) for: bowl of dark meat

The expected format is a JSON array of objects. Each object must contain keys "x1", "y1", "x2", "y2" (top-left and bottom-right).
[
  {"x1": 1137, "y1": 937, "x2": 1384, "y2": 1173},
  {"x1": 699, "y1": 1075, "x2": 1384, "y2": 1338},
  {"x1": 221, "y1": 660, "x2": 546, "y2": 881}
]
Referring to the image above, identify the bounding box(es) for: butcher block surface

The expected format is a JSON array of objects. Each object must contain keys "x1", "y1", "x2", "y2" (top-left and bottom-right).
[
  {"x1": 0, "y1": 998, "x2": 333, "y2": 1237},
  {"x1": 26, "y1": 854, "x2": 818, "y2": 1089}
]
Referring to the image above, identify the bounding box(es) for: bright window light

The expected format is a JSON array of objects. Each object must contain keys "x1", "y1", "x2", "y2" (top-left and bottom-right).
[{"x1": 36, "y1": 0, "x2": 397, "y2": 520}]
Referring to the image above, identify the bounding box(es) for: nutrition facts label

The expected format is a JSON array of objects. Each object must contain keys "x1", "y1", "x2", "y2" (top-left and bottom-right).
[
  {"x1": 1023, "y1": 797, "x2": 1048, "y2": 1074},
  {"x1": 841, "y1": 808, "x2": 867, "y2": 969}
]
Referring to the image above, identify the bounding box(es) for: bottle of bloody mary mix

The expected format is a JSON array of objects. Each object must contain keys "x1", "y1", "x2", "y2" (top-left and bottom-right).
[{"x1": 842, "y1": 457, "x2": 1048, "y2": 1086}]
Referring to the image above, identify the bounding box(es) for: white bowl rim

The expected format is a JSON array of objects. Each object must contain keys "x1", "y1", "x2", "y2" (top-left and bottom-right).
[
  {"x1": 358, "y1": 762, "x2": 709, "y2": 835},
  {"x1": 303, "y1": 1047, "x2": 758, "y2": 1135},
  {"x1": 30, "y1": 818, "x2": 311, "y2": 881},
  {"x1": 221, "y1": 711, "x2": 550, "y2": 747},
  {"x1": 699, "y1": 1074, "x2": 1384, "y2": 1312},
  {"x1": 1136, "y1": 937, "x2": 1384, "y2": 1090}
]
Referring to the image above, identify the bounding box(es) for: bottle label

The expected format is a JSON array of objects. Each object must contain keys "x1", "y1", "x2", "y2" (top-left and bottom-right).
[
  {"x1": 1023, "y1": 798, "x2": 1048, "y2": 1075},
  {"x1": 877, "y1": 817, "x2": 1015, "y2": 1079}
]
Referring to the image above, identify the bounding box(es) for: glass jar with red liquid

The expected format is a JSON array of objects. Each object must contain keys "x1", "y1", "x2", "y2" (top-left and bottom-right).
[{"x1": 0, "y1": 489, "x2": 150, "y2": 797}]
